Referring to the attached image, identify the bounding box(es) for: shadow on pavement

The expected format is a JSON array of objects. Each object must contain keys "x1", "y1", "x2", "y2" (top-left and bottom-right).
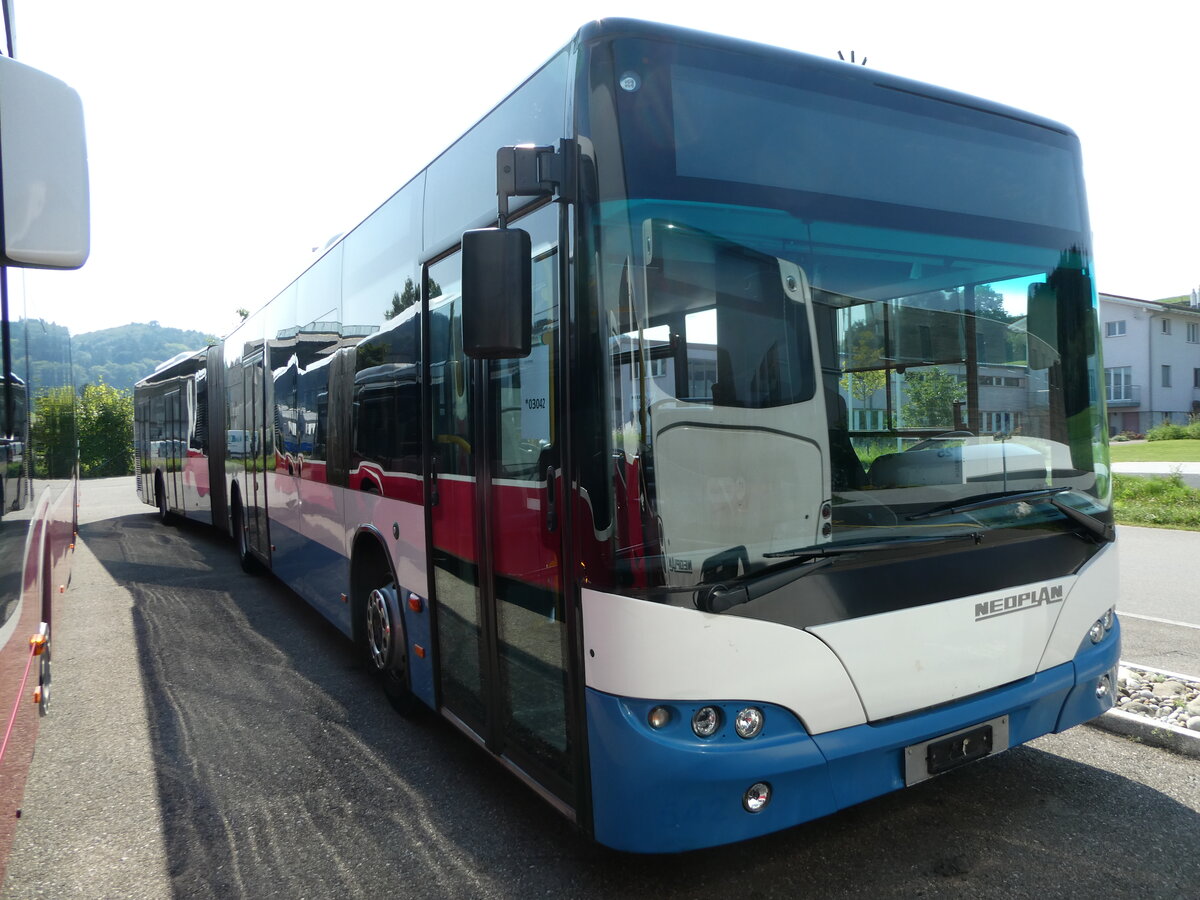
[{"x1": 76, "y1": 509, "x2": 1200, "y2": 900}]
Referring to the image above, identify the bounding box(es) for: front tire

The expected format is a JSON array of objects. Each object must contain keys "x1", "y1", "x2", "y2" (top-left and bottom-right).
[{"x1": 361, "y1": 580, "x2": 419, "y2": 716}]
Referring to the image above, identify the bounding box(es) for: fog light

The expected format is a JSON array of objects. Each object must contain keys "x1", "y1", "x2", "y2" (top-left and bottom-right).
[
  {"x1": 648, "y1": 706, "x2": 671, "y2": 730},
  {"x1": 692, "y1": 706, "x2": 721, "y2": 738},
  {"x1": 743, "y1": 782, "x2": 771, "y2": 813},
  {"x1": 734, "y1": 707, "x2": 764, "y2": 739},
  {"x1": 1088, "y1": 619, "x2": 1105, "y2": 644},
  {"x1": 1096, "y1": 674, "x2": 1111, "y2": 700},
  {"x1": 1102, "y1": 608, "x2": 1114, "y2": 631}
]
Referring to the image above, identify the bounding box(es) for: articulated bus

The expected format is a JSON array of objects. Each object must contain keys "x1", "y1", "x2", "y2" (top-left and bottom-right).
[
  {"x1": 0, "y1": 5, "x2": 90, "y2": 870},
  {"x1": 135, "y1": 20, "x2": 1117, "y2": 853}
]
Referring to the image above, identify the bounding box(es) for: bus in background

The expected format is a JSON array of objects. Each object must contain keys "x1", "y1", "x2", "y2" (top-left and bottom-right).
[
  {"x1": 0, "y1": 2, "x2": 90, "y2": 874},
  {"x1": 136, "y1": 19, "x2": 1116, "y2": 852}
]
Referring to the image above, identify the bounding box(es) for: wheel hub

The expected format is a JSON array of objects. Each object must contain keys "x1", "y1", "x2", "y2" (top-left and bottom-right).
[{"x1": 366, "y1": 586, "x2": 396, "y2": 671}]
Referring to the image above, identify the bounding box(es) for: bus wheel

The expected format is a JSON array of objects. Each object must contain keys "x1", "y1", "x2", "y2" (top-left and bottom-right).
[
  {"x1": 363, "y1": 580, "x2": 419, "y2": 716},
  {"x1": 36, "y1": 635, "x2": 51, "y2": 717},
  {"x1": 156, "y1": 474, "x2": 172, "y2": 525},
  {"x1": 232, "y1": 498, "x2": 260, "y2": 574}
]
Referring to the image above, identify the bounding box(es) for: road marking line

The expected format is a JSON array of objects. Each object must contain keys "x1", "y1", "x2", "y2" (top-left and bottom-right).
[{"x1": 1118, "y1": 611, "x2": 1200, "y2": 630}]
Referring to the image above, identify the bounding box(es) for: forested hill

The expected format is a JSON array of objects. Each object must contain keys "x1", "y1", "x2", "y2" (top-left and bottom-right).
[
  {"x1": 12, "y1": 320, "x2": 215, "y2": 395},
  {"x1": 74, "y1": 322, "x2": 215, "y2": 392}
]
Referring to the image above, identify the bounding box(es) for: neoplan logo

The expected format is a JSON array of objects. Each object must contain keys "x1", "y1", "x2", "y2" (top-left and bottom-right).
[{"x1": 975, "y1": 584, "x2": 1064, "y2": 622}]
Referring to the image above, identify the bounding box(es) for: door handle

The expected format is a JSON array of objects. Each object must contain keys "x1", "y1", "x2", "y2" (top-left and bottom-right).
[{"x1": 544, "y1": 465, "x2": 558, "y2": 533}]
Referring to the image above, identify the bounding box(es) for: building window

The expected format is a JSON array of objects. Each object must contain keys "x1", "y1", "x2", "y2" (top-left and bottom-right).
[
  {"x1": 1189, "y1": 323, "x2": 1200, "y2": 343},
  {"x1": 1194, "y1": 368, "x2": 1200, "y2": 389},
  {"x1": 1105, "y1": 366, "x2": 1133, "y2": 402},
  {"x1": 983, "y1": 411, "x2": 1021, "y2": 434},
  {"x1": 1162, "y1": 365, "x2": 1172, "y2": 388},
  {"x1": 1162, "y1": 319, "x2": 1172, "y2": 335},
  {"x1": 1105, "y1": 320, "x2": 1126, "y2": 337}
]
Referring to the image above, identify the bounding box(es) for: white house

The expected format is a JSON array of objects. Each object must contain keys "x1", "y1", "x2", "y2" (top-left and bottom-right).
[{"x1": 1100, "y1": 291, "x2": 1200, "y2": 435}]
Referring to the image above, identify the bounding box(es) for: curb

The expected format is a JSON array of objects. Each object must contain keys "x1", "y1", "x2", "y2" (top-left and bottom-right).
[{"x1": 1085, "y1": 660, "x2": 1200, "y2": 759}]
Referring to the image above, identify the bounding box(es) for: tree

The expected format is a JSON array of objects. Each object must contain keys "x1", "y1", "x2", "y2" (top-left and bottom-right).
[
  {"x1": 839, "y1": 324, "x2": 887, "y2": 412},
  {"x1": 77, "y1": 381, "x2": 134, "y2": 477},
  {"x1": 902, "y1": 367, "x2": 965, "y2": 429},
  {"x1": 31, "y1": 385, "x2": 76, "y2": 479},
  {"x1": 384, "y1": 276, "x2": 440, "y2": 320}
]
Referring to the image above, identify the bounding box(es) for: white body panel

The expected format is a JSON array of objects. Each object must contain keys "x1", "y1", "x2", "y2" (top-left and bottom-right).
[
  {"x1": 581, "y1": 587, "x2": 867, "y2": 734},
  {"x1": 341, "y1": 488, "x2": 429, "y2": 599},
  {"x1": 584, "y1": 541, "x2": 1116, "y2": 731},
  {"x1": 1038, "y1": 540, "x2": 1119, "y2": 669},
  {"x1": 809, "y1": 541, "x2": 1118, "y2": 721}
]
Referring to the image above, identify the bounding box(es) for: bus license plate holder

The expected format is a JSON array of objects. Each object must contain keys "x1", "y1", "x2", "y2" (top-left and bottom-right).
[{"x1": 904, "y1": 715, "x2": 1009, "y2": 786}]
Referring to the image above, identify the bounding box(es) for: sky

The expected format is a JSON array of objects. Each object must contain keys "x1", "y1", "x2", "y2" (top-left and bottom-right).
[{"x1": 12, "y1": 1, "x2": 1200, "y2": 340}]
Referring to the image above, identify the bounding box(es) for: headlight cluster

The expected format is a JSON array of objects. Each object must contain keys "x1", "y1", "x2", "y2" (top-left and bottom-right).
[
  {"x1": 646, "y1": 703, "x2": 767, "y2": 739},
  {"x1": 1088, "y1": 607, "x2": 1116, "y2": 644}
]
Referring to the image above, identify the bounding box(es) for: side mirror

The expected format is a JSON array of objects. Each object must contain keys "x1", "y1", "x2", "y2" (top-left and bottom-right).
[
  {"x1": 0, "y1": 55, "x2": 90, "y2": 269},
  {"x1": 461, "y1": 227, "x2": 531, "y2": 359}
]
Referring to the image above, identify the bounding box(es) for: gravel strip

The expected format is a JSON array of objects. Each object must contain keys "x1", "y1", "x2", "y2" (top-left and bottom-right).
[{"x1": 1116, "y1": 663, "x2": 1200, "y2": 731}]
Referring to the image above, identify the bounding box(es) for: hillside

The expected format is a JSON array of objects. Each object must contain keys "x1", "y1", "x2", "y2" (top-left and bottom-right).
[
  {"x1": 12, "y1": 319, "x2": 215, "y2": 395},
  {"x1": 73, "y1": 322, "x2": 215, "y2": 393}
]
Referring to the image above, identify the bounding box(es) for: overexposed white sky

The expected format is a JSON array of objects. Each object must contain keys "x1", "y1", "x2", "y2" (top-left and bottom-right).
[{"x1": 14, "y1": 0, "x2": 1200, "y2": 339}]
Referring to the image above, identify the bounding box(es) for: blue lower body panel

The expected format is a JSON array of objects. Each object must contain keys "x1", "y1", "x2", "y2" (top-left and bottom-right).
[{"x1": 586, "y1": 622, "x2": 1120, "y2": 853}]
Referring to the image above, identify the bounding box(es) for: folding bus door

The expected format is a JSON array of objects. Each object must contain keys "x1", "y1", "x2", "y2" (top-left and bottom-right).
[
  {"x1": 427, "y1": 204, "x2": 575, "y2": 808},
  {"x1": 241, "y1": 350, "x2": 271, "y2": 564}
]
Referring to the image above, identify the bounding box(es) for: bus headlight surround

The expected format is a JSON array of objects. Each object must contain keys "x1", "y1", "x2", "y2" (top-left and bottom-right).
[
  {"x1": 692, "y1": 706, "x2": 721, "y2": 738},
  {"x1": 734, "y1": 706, "x2": 764, "y2": 739}
]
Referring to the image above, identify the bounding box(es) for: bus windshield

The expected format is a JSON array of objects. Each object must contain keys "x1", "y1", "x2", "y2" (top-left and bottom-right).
[{"x1": 587, "y1": 37, "x2": 1108, "y2": 591}]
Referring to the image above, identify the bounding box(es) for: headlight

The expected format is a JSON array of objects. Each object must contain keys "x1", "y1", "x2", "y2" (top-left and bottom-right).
[
  {"x1": 743, "y1": 782, "x2": 772, "y2": 813},
  {"x1": 1088, "y1": 619, "x2": 1106, "y2": 644},
  {"x1": 734, "y1": 707, "x2": 764, "y2": 739},
  {"x1": 691, "y1": 706, "x2": 721, "y2": 738}
]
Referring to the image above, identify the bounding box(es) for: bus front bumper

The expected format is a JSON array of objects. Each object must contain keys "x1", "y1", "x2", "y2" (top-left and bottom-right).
[{"x1": 585, "y1": 620, "x2": 1120, "y2": 853}]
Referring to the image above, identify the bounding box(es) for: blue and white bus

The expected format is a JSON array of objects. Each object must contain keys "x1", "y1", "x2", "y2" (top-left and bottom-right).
[{"x1": 136, "y1": 19, "x2": 1118, "y2": 853}]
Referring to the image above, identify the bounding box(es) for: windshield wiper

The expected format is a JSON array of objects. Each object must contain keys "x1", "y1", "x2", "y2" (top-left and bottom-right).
[
  {"x1": 906, "y1": 486, "x2": 1115, "y2": 543},
  {"x1": 696, "y1": 532, "x2": 984, "y2": 614}
]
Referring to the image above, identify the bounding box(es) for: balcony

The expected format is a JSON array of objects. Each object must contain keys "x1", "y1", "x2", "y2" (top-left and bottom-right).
[{"x1": 1106, "y1": 384, "x2": 1141, "y2": 407}]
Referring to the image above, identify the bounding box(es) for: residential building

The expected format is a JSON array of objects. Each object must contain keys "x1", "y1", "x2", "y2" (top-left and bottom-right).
[{"x1": 1100, "y1": 290, "x2": 1200, "y2": 435}]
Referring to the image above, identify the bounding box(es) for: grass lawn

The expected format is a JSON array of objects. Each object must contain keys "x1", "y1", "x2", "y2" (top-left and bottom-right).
[
  {"x1": 1108, "y1": 439, "x2": 1200, "y2": 463},
  {"x1": 1113, "y1": 473, "x2": 1200, "y2": 530}
]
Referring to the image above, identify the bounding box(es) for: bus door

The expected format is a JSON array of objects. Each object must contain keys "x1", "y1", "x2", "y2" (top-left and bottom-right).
[
  {"x1": 163, "y1": 388, "x2": 183, "y2": 512},
  {"x1": 427, "y1": 204, "x2": 575, "y2": 807},
  {"x1": 241, "y1": 349, "x2": 270, "y2": 563}
]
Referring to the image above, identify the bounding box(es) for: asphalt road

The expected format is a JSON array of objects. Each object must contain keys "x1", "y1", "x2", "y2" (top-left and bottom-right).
[
  {"x1": 1115, "y1": 525, "x2": 1200, "y2": 675},
  {"x1": 3, "y1": 477, "x2": 1199, "y2": 899}
]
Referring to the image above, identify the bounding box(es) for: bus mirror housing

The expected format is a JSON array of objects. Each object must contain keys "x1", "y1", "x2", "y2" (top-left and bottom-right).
[
  {"x1": 0, "y1": 55, "x2": 90, "y2": 269},
  {"x1": 461, "y1": 227, "x2": 532, "y2": 359}
]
